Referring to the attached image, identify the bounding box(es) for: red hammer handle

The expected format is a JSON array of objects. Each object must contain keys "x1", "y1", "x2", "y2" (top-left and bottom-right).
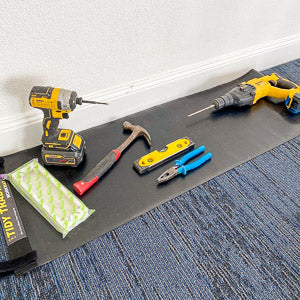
[{"x1": 73, "y1": 149, "x2": 121, "y2": 195}]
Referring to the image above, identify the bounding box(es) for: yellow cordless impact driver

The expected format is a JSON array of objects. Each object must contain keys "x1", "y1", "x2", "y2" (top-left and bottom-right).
[
  {"x1": 29, "y1": 86, "x2": 107, "y2": 167},
  {"x1": 188, "y1": 73, "x2": 300, "y2": 117}
]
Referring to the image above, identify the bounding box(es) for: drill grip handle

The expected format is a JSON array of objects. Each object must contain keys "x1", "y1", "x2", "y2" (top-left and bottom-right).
[
  {"x1": 42, "y1": 109, "x2": 59, "y2": 134},
  {"x1": 275, "y1": 76, "x2": 298, "y2": 90}
]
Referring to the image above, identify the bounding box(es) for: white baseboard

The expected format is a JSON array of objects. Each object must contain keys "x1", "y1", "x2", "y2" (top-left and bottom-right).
[{"x1": 1, "y1": 34, "x2": 299, "y2": 156}]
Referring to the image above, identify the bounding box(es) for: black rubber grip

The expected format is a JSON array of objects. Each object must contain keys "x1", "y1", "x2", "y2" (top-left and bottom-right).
[
  {"x1": 84, "y1": 151, "x2": 118, "y2": 182},
  {"x1": 276, "y1": 77, "x2": 298, "y2": 89}
]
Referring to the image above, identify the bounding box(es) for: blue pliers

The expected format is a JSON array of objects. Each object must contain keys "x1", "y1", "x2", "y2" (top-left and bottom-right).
[{"x1": 157, "y1": 145, "x2": 212, "y2": 184}]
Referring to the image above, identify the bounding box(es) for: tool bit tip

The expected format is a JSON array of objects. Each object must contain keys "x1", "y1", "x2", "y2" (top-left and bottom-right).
[
  {"x1": 82, "y1": 100, "x2": 109, "y2": 105},
  {"x1": 187, "y1": 104, "x2": 215, "y2": 117}
]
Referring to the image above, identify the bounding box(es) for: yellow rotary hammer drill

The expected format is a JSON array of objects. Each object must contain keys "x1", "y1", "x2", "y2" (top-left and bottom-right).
[
  {"x1": 29, "y1": 86, "x2": 107, "y2": 167},
  {"x1": 188, "y1": 73, "x2": 300, "y2": 117}
]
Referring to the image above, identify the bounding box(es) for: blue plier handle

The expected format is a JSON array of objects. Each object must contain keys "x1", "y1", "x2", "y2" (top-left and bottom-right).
[{"x1": 157, "y1": 146, "x2": 213, "y2": 183}]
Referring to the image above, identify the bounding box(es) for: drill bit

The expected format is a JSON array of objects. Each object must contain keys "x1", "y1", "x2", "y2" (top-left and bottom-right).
[
  {"x1": 82, "y1": 100, "x2": 109, "y2": 105},
  {"x1": 187, "y1": 104, "x2": 215, "y2": 117}
]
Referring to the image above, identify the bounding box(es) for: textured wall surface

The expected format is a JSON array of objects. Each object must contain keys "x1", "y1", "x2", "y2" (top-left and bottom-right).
[{"x1": 0, "y1": 0, "x2": 299, "y2": 118}]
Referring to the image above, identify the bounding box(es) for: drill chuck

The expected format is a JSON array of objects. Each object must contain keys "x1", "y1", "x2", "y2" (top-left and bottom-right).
[
  {"x1": 75, "y1": 97, "x2": 83, "y2": 105},
  {"x1": 213, "y1": 85, "x2": 256, "y2": 110},
  {"x1": 213, "y1": 94, "x2": 233, "y2": 110}
]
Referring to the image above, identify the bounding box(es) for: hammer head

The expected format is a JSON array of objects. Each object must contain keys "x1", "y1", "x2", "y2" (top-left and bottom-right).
[{"x1": 123, "y1": 121, "x2": 151, "y2": 146}]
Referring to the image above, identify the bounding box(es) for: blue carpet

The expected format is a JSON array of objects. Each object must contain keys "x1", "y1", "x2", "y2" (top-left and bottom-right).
[{"x1": 0, "y1": 59, "x2": 299, "y2": 299}]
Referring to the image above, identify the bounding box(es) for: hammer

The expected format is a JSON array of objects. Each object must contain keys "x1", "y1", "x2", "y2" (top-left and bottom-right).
[{"x1": 73, "y1": 121, "x2": 151, "y2": 195}]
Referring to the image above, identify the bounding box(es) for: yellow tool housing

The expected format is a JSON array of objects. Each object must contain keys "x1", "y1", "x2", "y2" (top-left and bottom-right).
[{"x1": 29, "y1": 86, "x2": 85, "y2": 167}]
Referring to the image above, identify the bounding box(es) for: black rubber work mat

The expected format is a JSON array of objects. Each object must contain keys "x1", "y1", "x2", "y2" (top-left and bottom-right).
[{"x1": 3, "y1": 70, "x2": 300, "y2": 267}]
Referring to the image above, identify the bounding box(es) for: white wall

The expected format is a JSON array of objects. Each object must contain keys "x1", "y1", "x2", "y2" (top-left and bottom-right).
[{"x1": 0, "y1": 0, "x2": 299, "y2": 155}]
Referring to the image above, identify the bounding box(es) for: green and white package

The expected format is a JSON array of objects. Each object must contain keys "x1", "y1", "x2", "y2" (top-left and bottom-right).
[{"x1": 5, "y1": 159, "x2": 94, "y2": 238}]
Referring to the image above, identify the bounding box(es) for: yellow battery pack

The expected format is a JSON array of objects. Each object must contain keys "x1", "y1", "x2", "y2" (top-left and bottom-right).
[{"x1": 133, "y1": 137, "x2": 194, "y2": 174}]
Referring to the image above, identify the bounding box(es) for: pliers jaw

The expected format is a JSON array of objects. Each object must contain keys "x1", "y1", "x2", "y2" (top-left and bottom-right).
[
  {"x1": 157, "y1": 145, "x2": 212, "y2": 184},
  {"x1": 157, "y1": 166, "x2": 179, "y2": 184}
]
